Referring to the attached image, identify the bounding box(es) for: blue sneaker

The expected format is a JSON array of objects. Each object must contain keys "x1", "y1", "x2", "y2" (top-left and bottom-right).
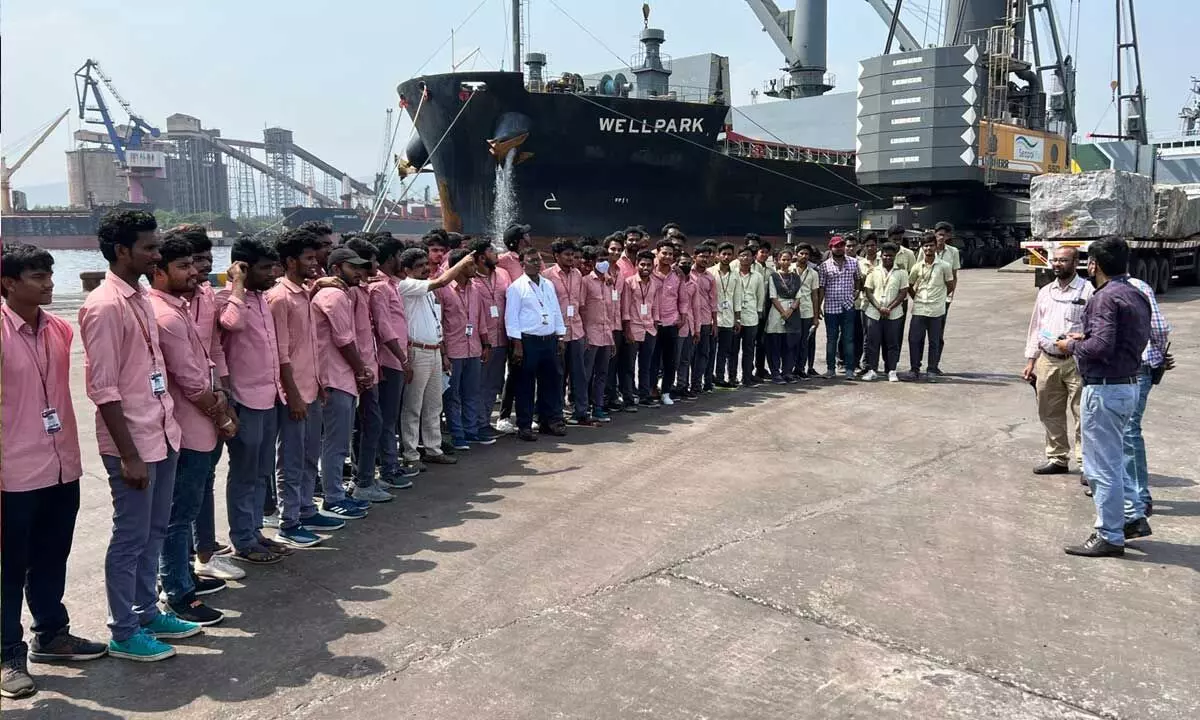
[
  {"x1": 108, "y1": 629, "x2": 175, "y2": 662},
  {"x1": 142, "y1": 612, "x2": 202, "y2": 640},
  {"x1": 300, "y1": 513, "x2": 345, "y2": 531},
  {"x1": 323, "y1": 500, "x2": 367, "y2": 520},
  {"x1": 592, "y1": 408, "x2": 611, "y2": 423},
  {"x1": 451, "y1": 438, "x2": 471, "y2": 451},
  {"x1": 379, "y1": 473, "x2": 415, "y2": 489},
  {"x1": 277, "y1": 525, "x2": 322, "y2": 548},
  {"x1": 345, "y1": 496, "x2": 371, "y2": 510},
  {"x1": 467, "y1": 432, "x2": 497, "y2": 446}
]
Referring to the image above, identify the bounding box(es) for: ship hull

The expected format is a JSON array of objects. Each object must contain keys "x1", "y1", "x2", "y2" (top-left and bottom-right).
[{"x1": 399, "y1": 72, "x2": 873, "y2": 240}]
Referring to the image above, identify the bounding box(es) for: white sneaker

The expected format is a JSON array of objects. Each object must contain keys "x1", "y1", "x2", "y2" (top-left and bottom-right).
[
  {"x1": 493, "y1": 418, "x2": 517, "y2": 434},
  {"x1": 888, "y1": 370, "x2": 899, "y2": 383},
  {"x1": 661, "y1": 393, "x2": 675, "y2": 406},
  {"x1": 262, "y1": 511, "x2": 281, "y2": 529},
  {"x1": 195, "y1": 554, "x2": 246, "y2": 581},
  {"x1": 861, "y1": 370, "x2": 878, "y2": 382}
]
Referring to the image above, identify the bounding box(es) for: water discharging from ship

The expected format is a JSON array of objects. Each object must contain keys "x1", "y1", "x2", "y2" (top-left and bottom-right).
[{"x1": 490, "y1": 149, "x2": 518, "y2": 252}]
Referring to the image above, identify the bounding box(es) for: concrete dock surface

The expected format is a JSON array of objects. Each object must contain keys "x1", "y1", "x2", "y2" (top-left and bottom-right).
[{"x1": 5, "y1": 270, "x2": 1198, "y2": 719}]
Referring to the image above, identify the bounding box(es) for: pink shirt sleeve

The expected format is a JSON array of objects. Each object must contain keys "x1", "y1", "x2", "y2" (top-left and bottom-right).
[
  {"x1": 157, "y1": 312, "x2": 212, "y2": 403},
  {"x1": 314, "y1": 288, "x2": 356, "y2": 348},
  {"x1": 267, "y1": 291, "x2": 293, "y2": 365},
  {"x1": 78, "y1": 298, "x2": 125, "y2": 406},
  {"x1": 218, "y1": 292, "x2": 248, "y2": 332},
  {"x1": 370, "y1": 283, "x2": 402, "y2": 347}
]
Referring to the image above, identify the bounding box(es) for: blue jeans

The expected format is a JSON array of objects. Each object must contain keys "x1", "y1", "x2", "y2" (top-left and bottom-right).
[
  {"x1": 160, "y1": 448, "x2": 213, "y2": 604},
  {"x1": 277, "y1": 400, "x2": 321, "y2": 529},
  {"x1": 565, "y1": 338, "x2": 588, "y2": 419},
  {"x1": 355, "y1": 385, "x2": 382, "y2": 488},
  {"x1": 103, "y1": 450, "x2": 178, "y2": 642},
  {"x1": 226, "y1": 405, "x2": 278, "y2": 553},
  {"x1": 824, "y1": 309, "x2": 855, "y2": 373},
  {"x1": 378, "y1": 367, "x2": 406, "y2": 484},
  {"x1": 478, "y1": 349, "x2": 507, "y2": 432},
  {"x1": 1082, "y1": 383, "x2": 1140, "y2": 544},
  {"x1": 1122, "y1": 366, "x2": 1155, "y2": 520},
  {"x1": 445, "y1": 356, "x2": 483, "y2": 442},
  {"x1": 192, "y1": 445, "x2": 222, "y2": 556},
  {"x1": 321, "y1": 389, "x2": 356, "y2": 503}
]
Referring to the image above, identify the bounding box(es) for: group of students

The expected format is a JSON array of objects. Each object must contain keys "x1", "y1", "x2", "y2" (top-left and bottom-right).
[{"x1": 0, "y1": 210, "x2": 964, "y2": 699}]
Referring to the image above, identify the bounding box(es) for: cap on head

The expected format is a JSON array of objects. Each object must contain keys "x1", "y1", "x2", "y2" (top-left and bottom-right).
[
  {"x1": 828, "y1": 235, "x2": 846, "y2": 248},
  {"x1": 327, "y1": 247, "x2": 371, "y2": 269},
  {"x1": 503, "y1": 223, "x2": 531, "y2": 246}
]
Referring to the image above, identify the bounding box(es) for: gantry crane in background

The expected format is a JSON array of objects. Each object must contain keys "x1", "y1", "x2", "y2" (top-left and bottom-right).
[
  {"x1": 1, "y1": 109, "x2": 70, "y2": 213},
  {"x1": 74, "y1": 59, "x2": 162, "y2": 203}
]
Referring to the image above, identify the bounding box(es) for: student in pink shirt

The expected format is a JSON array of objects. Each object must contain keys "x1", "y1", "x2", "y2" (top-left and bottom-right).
[
  {"x1": 497, "y1": 223, "x2": 531, "y2": 281},
  {"x1": 149, "y1": 236, "x2": 238, "y2": 628},
  {"x1": 216, "y1": 236, "x2": 290, "y2": 565},
  {"x1": 296, "y1": 220, "x2": 335, "y2": 279},
  {"x1": 543, "y1": 239, "x2": 589, "y2": 424},
  {"x1": 673, "y1": 250, "x2": 701, "y2": 401},
  {"x1": 690, "y1": 242, "x2": 719, "y2": 395},
  {"x1": 267, "y1": 229, "x2": 345, "y2": 549},
  {"x1": 577, "y1": 244, "x2": 615, "y2": 425},
  {"x1": 616, "y1": 227, "x2": 643, "y2": 280},
  {"x1": 649, "y1": 239, "x2": 685, "y2": 405},
  {"x1": 438, "y1": 247, "x2": 492, "y2": 449},
  {"x1": 311, "y1": 247, "x2": 375, "y2": 519},
  {"x1": 368, "y1": 235, "x2": 419, "y2": 487},
  {"x1": 1, "y1": 244, "x2": 106, "y2": 698},
  {"x1": 160, "y1": 225, "x2": 237, "y2": 581},
  {"x1": 79, "y1": 210, "x2": 196, "y2": 662},
  {"x1": 622, "y1": 250, "x2": 661, "y2": 407},
  {"x1": 602, "y1": 234, "x2": 631, "y2": 411},
  {"x1": 468, "y1": 238, "x2": 510, "y2": 440},
  {"x1": 423, "y1": 231, "x2": 451, "y2": 275},
  {"x1": 343, "y1": 237, "x2": 393, "y2": 505}
]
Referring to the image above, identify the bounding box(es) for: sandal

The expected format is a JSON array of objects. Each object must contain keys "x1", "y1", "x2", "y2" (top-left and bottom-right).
[
  {"x1": 234, "y1": 549, "x2": 283, "y2": 565},
  {"x1": 259, "y1": 539, "x2": 294, "y2": 556}
]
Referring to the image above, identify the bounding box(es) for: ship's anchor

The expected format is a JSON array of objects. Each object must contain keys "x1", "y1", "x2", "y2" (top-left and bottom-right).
[
  {"x1": 487, "y1": 133, "x2": 534, "y2": 165},
  {"x1": 544, "y1": 193, "x2": 561, "y2": 211}
]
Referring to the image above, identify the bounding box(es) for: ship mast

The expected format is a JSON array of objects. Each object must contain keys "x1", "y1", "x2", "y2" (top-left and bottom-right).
[{"x1": 512, "y1": 0, "x2": 522, "y2": 74}]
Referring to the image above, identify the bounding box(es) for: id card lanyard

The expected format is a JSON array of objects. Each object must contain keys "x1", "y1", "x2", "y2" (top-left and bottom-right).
[
  {"x1": 128, "y1": 298, "x2": 168, "y2": 397},
  {"x1": 173, "y1": 300, "x2": 217, "y2": 391},
  {"x1": 532, "y1": 278, "x2": 550, "y2": 325},
  {"x1": 7, "y1": 312, "x2": 63, "y2": 435}
]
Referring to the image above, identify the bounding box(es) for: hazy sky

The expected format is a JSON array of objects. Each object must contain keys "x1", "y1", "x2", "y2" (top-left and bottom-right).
[{"x1": 3, "y1": 0, "x2": 1196, "y2": 194}]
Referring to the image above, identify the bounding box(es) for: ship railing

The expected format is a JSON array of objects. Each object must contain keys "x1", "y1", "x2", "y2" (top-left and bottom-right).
[{"x1": 722, "y1": 135, "x2": 856, "y2": 167}]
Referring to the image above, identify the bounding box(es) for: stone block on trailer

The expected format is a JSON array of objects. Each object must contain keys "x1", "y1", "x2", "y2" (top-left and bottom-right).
[{"x1": 1030, "y1": 169, "x2": 1153, "y2": 239}]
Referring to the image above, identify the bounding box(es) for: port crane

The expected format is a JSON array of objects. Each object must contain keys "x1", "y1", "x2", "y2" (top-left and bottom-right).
[
  {"x1": 74, "y1": 59, "x2": 162, "y2": 203},
  {"x1": 0, "y1": 109, "x2": 70, "y2": 213}
]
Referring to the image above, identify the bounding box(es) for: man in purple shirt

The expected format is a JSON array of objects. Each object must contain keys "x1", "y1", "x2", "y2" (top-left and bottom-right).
[{"x1": 1055, "y1": 238, "x2": 1151, "y2": 558}]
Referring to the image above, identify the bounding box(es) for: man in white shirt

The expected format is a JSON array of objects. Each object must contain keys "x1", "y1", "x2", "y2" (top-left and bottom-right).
[
  {"x1": 505, "y1": 247, "x2": 568, "y2": 442},
  {"x1": 396, "y1": 248, "x2": 475, "y2": 472}
]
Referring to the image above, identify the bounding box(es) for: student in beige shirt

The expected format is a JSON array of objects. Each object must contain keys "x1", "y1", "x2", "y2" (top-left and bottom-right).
[
  {"x1": 733, "y1": 246, "x2": 765, "y2": 387},
  {"x1": 861, "y1": 242, "x2": 910, "y2": 382},
  {"x1": 907, "y1": 233, "x2": 956, "y2": 380}
]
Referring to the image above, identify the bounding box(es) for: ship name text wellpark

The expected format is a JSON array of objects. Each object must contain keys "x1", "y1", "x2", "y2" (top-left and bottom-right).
[{"x1": 599, "y1": 117, "x2": 705, "y2": 134}]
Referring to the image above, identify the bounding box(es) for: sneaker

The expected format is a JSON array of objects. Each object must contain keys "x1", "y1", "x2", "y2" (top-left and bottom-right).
[
  {"x1": 378, "y1": 473, "x2": 414, "y2": 489},
  {"x1": 494, "y1": 418, "x2": 518, "y2": 434},
  {"x1": 565, "y1": 416, "x2": 581, "y2": 426},
  {"x1": 323, "y1": 500, "x2": 368, "y2": 519},
  {"x1": 806, "y1": 368, "x2": 820, "y2": 378},
  {"x1": 345, "y1": 496, "x2": 372, "y2": 510},
  {"x1": 622, "y1": 403, "x2": 639, "y2": 413},
  {"x1": 195, "y1": 555, "x2": 246, "y2": 581},
  {"x1": 168, "y1": 599, "x2": 224, "y2": 627},
  {"x1": 300, "y1": 513, "x2": 345, "y2": 531},
  {"x1": 861, "y1": 370, "x2": 878, "y2": 382},
  {"x1": 397, "y1": 465, "x2": 420, "y2": 480},
  {"x1": 451, "y1": 439, "x2": 471, "y2": 451},
  {"x1": 277, "y1": 525, "x2": 322, "y2": 548},
  {"x1": 352, "y1": 484, "x2": 394, "y2": 504},
  {"x1": 844, "y1": 372, "x2": 856, "y2": 381},
  {"x1": 1, "y1": 656, "x2": 36, "y2": 698},
  {"x1": 142, "y1": 612, "x2": 202, "y2": 640},
  {"x1": 108, "y1": 630, "x2": 176, "y2": 662},
  {"x1": 643, "y1": 398, "x2": 662, "y2": 408},
  {"x1": 1123, "y1": 517, "x2": 1153, "y2": 540},
  {"x1": 888, "y1": 371, "x2": 899, "y2": 383},
  {"x1": 424, "y1": 453, "x2": 457, "y2": 465},
  {"x1": 928, "y1": 367, "x2": 945, "y2": 376},
  {"x1": 661, "y1": 393, "x2": 675, "y2": 406},
  {"x1": 592, "y1": 408, "x2": 612, "y2": 423},
  {"x1": 575, "y1": 417, "x2": 601, "y2": 427},
  {"x1": 261, "y1": 511, "x2": 281, "y2": 529},
  {"x1": 28, "y1": 632, "x2": 107, "y2": 663},
  {"x1": 468, "y1": 433, "x2": 497, "y2": 446},
  {"x1": 192, "y1": 574, "x2": 226, "y2": 597},
  {"x1": 213, "y1": 543, "x2": 233, "y2": 556}
]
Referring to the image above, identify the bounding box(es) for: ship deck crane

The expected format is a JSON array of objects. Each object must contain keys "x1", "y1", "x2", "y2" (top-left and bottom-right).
[
  {"x1": 1, "y1": 109, "x2": 70, "y2": 213},
  {"x1": 74, "y1": 59, "x2": 161, "y2": 203}
]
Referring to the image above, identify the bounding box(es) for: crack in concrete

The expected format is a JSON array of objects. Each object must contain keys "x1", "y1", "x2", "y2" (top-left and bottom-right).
[{"x1": 664, "y1": 569, "x2": 1115, "y2": 720}]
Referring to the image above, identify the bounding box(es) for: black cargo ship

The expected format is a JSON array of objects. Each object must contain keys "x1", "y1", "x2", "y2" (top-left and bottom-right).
[{"x1": 398, "y1": 63, "x2": 873, "y2": 241}]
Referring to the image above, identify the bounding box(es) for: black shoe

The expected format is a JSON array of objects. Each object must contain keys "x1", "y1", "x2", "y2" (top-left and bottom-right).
[
  {"x1": 928, "y1": 367, "x2": 945, "y2": 376},
  {"x1": 28, "y1": 632, "x2": 108, "y2": 663},
  {"x1": 643, "y1": 398, "x2": 662, "y2": 408},
  {"x1": 622, "y1": 402, "x2": 639, "y2": 413},
  {"x1": 192, "y1": 574, "x2": 226, "y2": 596},
  {"x1": 169, "y1": 598, "x2": 225, "y2": 626},
  {"x1": 1123, "y1": 517, "x2": 1153, "y2": 540},
  {"x1": 1144, "y1": 501, "x2": 1153, "y2": 517},
  {"x1": 517, "y1": 429, "x2": 537, "y2": 441},
  {"x1": 1079, "y1": 475, "x2": 1090, "y2": 486},
  {"x1": 806, "y1": 368, "x2": 820, "y2": 378},
  {"x1": 1064, "y1": 532, "x2": 1124, "y2": 557},
  {"x1": 1033, "y1": 461, "x2": 1069, "y2": 475},
  {"x1": 543, "y1": 423, "x2": 568, "y2": 437}
]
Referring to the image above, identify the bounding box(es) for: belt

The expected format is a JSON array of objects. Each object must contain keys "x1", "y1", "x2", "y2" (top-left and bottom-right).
[
  {"x1": 1082, "y1": 376, "x2": 1137, "y2": 386},
  {"x1": 520, "y1": 332, "x2": 558, "y2": 341},
  {"x1": 409, "y1": 341, "x2": 440, "y2": 351},
  {"x1": 1041, "y1": 350, "x2": 1070, "y2": 360}
]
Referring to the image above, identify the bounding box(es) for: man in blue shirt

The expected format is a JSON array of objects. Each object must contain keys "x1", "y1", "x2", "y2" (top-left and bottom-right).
[{"x1": 1055, "y1": 238, "x2": 1150, "y2": 557}]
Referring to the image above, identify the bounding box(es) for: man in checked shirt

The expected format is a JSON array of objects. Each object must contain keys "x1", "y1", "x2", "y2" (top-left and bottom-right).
[
  {"x1": 1122, "y1": 275, "x2": 1173, "y2": 523},
  {"x1": 1021, "y1": 246, "x2": 1093, "y2": 476}
]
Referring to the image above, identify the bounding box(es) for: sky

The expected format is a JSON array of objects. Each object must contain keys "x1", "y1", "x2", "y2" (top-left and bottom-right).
[{"x1": 3, "y1": 0, "x2": 1197, "y2": 201}]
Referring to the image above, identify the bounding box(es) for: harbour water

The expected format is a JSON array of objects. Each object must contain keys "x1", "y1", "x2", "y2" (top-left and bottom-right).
[{"x1": 44, "y1": 247, "x2": 234, "y2": 296}]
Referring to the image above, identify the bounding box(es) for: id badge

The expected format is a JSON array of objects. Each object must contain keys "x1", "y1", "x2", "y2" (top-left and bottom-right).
[
  {"x1": 611, "y1": 289, "x2": 620, "y2": 302},
  {"x1": 541, "y1": 313, "x2": 549, "y2": 325},
  {"x1": 566, "y1": 305, "x2": 576, "y2": 318},
  {"x1": 719, "y1": 299, "x2": 732, "y2": 311},
  {"x1": 489, "y1": 305, "x2": 500, "y2": 319},
  {"x1": 639, "y1": 303, "x2": 649, "y2": 316},
  {"x1": 42, "y1": 407, "x2": 62, "y2": 435},
  {"x1": 465, "y1": 324, "x2": 475, "y2": 337},
  {"x1": 149, "y1": 370, "x2": 167, "y2": 397}
]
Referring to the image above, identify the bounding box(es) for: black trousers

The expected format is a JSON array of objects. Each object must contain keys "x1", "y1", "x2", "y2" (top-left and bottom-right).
[
  {"x1": 499, "y1": 350, "x2": 518, "y2": 420},
  {"x1": 754, "y1": 313, "x2": 769, "y2": 376},
  {"x1": 636, "y1": 333, "x2": 658, "y2": 399},
  {"x1": 515, "y1": 334, "x2": 563, "y2": 430},
  {"x1": 689, "y1": 326, "x2": 713, "y2": 392},
  {"x1": 908, "y1": 314, "x2": 946, "y2": 372},
  {"x1": 2, "y1": 481, "x2": 80, "y2": 660},
  {"x1": 766, "y1": 333, "x2": 801, "y2": 379},
  {"x1": 714, "y1": 327, "x2": 737, "y2": 383},
  {"x1": 853, "y1": 309, "x2": 866, "y2": 369},
  {"x1": 865, "y1": 315, "x2": 905, "y2": 372},
  {"x1": 607, "y1": 329, "x2": 629, "y2": 405},
  {"x1": 736, "y1": 325, "x2": 759, "y2": 384},
  {"x1": 650, "y1": 324, "x2": 679, "y2": 396}
]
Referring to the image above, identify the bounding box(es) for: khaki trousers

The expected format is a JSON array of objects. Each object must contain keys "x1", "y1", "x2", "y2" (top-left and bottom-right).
[
  {"x1": 1035, "y1": 352, "x2": 1083, "y2": 466},
  {"x1": 401, "y1": 347, "x2": 445, "y2": 463}
]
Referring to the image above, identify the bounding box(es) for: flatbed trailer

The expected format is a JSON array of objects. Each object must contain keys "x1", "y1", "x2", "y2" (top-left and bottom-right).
[{"x1": 1020, "y1": 236, "x2": 1200, "y2": 292}]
